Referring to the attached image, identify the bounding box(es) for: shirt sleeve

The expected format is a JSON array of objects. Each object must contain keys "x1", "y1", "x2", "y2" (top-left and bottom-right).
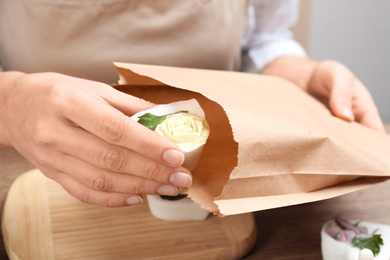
[{"x1": 241, "y1": 0, "x2": 307, "y2": 73}]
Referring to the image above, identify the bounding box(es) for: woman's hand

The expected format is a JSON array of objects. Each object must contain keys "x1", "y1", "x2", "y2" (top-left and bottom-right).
[
  {"x1": 0, "y1": 72, "x2": 193, "y2": 207},
  {"x1": 307, "y1": 60, "x2": 384, "y2": 131},
  {"x1": 262, "y1": 56, "x2": 385, "y2": 132}
]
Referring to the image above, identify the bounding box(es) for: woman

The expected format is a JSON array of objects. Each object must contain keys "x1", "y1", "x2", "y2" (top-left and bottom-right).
[{"x1": 0, "y1": 0, "x2": 384, "y2": 207}]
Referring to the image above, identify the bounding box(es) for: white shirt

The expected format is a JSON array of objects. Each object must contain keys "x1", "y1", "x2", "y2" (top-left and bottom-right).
[{"x1": 242, "y1": 0, "x2": 307, "y2": 73}]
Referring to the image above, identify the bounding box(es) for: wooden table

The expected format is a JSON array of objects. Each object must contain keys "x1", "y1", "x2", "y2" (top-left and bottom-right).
[{"x1": 1, "y1": 126, "x2": 390, "y2": 260}]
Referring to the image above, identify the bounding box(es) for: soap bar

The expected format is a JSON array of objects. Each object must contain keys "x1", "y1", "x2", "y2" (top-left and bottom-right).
[
  {"x1": 147, "y1": 195, "x2": 210, "y2": 221},
  {"x1": 133, "y1": 99, "x2": 211, "y2": 221},
  {"x1": 131, "y1": 99, "x2": 210, "y2": 171}
]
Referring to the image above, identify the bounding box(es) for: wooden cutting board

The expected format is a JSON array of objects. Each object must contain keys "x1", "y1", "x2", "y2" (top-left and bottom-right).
[{"x1": 2, "y1": 169, "x2": 256, "y2": 260}]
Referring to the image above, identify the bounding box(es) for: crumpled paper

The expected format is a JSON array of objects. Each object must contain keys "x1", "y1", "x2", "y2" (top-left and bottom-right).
[{"x1": 113, "y1": 62, "x2": 390, "y2": 216}]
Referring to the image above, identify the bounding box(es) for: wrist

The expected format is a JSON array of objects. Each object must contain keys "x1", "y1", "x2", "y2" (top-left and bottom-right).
[
  {"x1": 261, "y1": 56, "x2": 319, "y2": 91},
  {"x1": 0, "y1": 71, "x2": 27, "y2": 148}
]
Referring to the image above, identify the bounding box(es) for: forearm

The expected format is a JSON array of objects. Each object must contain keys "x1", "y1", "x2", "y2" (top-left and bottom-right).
[
  {"x1": 261, "y1": 56, "x2": 319, "y2": 91},
  {"x1": 0, "y1": 71, "x2": 26, "y2": 149}
]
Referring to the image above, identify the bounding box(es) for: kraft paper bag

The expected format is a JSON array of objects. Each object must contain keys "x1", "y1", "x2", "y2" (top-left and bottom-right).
[{"x1": 113, "y1": 62, "x2": 390, "y2": 216}]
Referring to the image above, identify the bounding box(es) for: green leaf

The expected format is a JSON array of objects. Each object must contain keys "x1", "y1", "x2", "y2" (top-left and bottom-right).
[
  {"x1": 137, "y1": 111, "x2": 187, "y2": 131},
  {"x1": 160, "y1": 194, "x2": 188, "y2": 201},
  {"x1": 352, "y1": 234, "x2": 384, "y2": 256}
]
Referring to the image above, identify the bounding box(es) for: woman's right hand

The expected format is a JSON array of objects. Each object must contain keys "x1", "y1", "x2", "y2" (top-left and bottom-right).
[{"x1": 0, "y1": 72, "x2": 193, "y2": 207}]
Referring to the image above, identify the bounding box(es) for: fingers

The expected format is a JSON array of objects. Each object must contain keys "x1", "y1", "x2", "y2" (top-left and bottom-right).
[
  {"x1": 56, "y1": 85, "x2": 185, "y2": 168},
  {"x1": 55, "y1": 75, "x2": 155, "y2": 117},
  {"x1": 56, "y1": 125, "x2": 192, "y2": 188},
  {"x1": 349, "y1": 82, "x2": 385, "y2": 132},
  {"x1": 309, "y1": 61, "x2": 384, "y2": 131},
  {"x1": 358, "y1": 109, "x2": 385, "y2": 132},
  {"x1": 46, "y1": 79, "x2": 191, "y2": 207},
  {"x1": 54, "y1": 153, "x2": 180, "y2": 196},
  {"x1": 97, "y1": 84, "x2": 155, "y2": 117},
  {"x1": 327, "y1": 72, "x2": 355, "y2": 123},
  {"x1": 41, "y1": 152, "x2": 182, "y2": 207},
  {"x1": 52, "y1": 172, "x2": 144, "y2": 207},
  {"x1": 329, "y1": 77, "x2": 384, "y2": 132}
]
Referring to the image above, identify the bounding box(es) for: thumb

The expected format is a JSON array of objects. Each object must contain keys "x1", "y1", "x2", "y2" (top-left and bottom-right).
[
  {"x1": 326, "y1": 71, "x2": 355, "y2": 123},
  {"x1": 329, "y1": 94, "x2": 355, "y2": 123}
]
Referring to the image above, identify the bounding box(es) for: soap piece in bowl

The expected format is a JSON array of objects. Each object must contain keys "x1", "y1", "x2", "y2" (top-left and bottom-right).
[{"x1": 321, "y1": 217, "x2": 390, "y2": 260}]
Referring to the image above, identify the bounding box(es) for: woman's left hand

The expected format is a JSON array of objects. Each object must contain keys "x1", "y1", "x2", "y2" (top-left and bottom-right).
[
  {"x1": 262, "y1": 57, "x2": 385, "y2": 132},
  {"x1": 307, "y1": 60, "x2": 384, "y2": 132}
]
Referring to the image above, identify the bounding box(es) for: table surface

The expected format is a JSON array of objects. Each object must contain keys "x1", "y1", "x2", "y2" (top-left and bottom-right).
[{"x1": 1, "y1": 126, "x2": 389, "y2": 260}]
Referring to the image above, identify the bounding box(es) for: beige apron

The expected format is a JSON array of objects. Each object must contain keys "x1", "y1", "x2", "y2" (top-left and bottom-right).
[{"x1": 0, "y1": 0, "x2": 249, "y2": 84}]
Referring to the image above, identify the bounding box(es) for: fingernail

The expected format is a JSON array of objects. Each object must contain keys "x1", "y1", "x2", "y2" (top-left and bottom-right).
[
  {"x1": 157, "y1": 185, "x2": 178, "y2": 196},
  {"x1": 163, "y1": 149, "x2": 184, "y2": 166},
  {"x1": 170, "y1": 172, "x2": 192, "y2": 188},
  {"x1": 125, "y1": 195, "x2": 143, "y2": 206},
  {"x1": 341, "y1": 105, "x2": 354, "y2": 121}
]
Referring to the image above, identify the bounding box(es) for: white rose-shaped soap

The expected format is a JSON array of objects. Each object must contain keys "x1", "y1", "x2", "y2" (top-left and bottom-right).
[
  {"x1": 131, "y1": 99, "x2": 211, "y2": 221},
  {"x1": 131, "y1": 99, "x2": 210, "y2": 171},
  {"x1": 155, "y1": 112, "x2": 209, "y2": 171}
]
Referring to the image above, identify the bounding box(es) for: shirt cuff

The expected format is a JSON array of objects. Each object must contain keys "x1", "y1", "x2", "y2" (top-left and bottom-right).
[{"x1": 243, "y1": 39, "x2": 307, "y2": 73}]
